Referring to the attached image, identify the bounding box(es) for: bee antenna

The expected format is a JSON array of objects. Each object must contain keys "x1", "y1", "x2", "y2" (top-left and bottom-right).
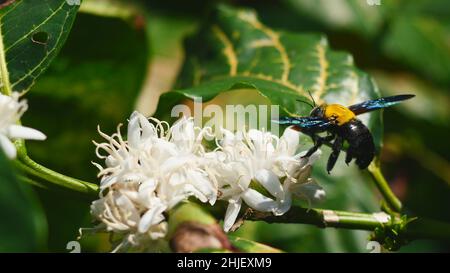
[
  {"x1": 296, "y1": 99, "x2": 314, "y2": 109},
  {"x1": 307, "y1": 90, "x2": 316, "y2": 107}
]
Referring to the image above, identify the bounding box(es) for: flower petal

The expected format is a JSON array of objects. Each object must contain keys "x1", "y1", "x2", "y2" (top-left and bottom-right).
[
  {"x1": 241, "y1": 188, "x2": 278, "y2": 213},
  {"x1": 160, "y1": 156, "x2": 190, "y2": 174},
  {"x1": 7, "y1": 124, "x2": 46, "y2": 140},
  {"x1": 138, "y1": 113, "x2": 156, "y2": 140},
  {"x1": 138, "y1": 200, "x2": 166, "y2": 233},
  {"x1": 138, "y1": 179, "x2": 157, "y2": 207},
  {"x1": 127, "y1": 111, "x2": 141, "y2": 148},
  {"x1": 274, "y1": 179, "x2": 292, "y2": 215},
  {"x1": 290, "y1": 179, "x2": 326, "y2": 203},
  {"x1": 274, "y1": 195, "x2": 291, "y2": 215},
  {"x1": 254, "y1": 169, "x2": 284, "y2": 199},
  {"x1": 223, "y1": 195, "x2": 242, "y2": 232},
  {"x1": 171, "y1": 117, "x2": 195, "y2": 145},
  {"x1": 148, "y1": 222, "x2": 168, "y2": 240},
  {"x1": 0, "y1": 134, "x2": 16, "y2": 159},
  {"x1": 115, "y1": 194, "x2": 140, "y2": 222},
  {"x1": 100, "y1": 175, "x2": 118, "y2": 189},
  {"x1": 219, "y1": 128, "x2": 236, "y2": 147},
  {"x1": 186, "y1": 170, "x2": 217, "y2": 205},
  {"x1": 248, "y1": 129, "x2": 274, "y2": 157},
  {"x1": 280, "y1": 127, "x2": 300, "y2": 154}
]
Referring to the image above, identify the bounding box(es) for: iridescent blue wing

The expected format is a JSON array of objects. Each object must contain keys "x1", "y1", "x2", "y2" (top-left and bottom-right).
[
  {"x1": 348, "y1": 94, "x2": 415, "y2": 115},
  {"x1": 275, "y1": 116, "x2": 332, "y2": 130}
]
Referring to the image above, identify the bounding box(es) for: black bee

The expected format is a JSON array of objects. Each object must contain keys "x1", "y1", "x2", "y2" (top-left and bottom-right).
[{"x1": 277, "y1": 94, "x2": 415, "y2": 173}]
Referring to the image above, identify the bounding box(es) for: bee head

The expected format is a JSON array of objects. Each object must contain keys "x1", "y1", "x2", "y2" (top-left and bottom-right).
[{"x1": 310, "y1": 105, "x2": 325, "y2": 118}]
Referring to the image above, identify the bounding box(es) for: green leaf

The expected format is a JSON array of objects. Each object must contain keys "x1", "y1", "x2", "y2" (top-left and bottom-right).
[
  {"x1": 155, "y1": 4, "x2": 382, "y2": 147},
  {"x1": 0, "y1": 151, "x2": 47, "y2": 252},
  {"x1": 280, "y1": 0, "x2": 450, "y2": 86},
  {"x1": 283, "y1": 0, "x2": 385, "y2": 37},
  {"x1": 372, "y1": 71, "x2": 450, "y2": 125},
  {"x1": 383, "y1": 14, "x2": 450, "y2": 86},
  {"x1": 79, "y1": 0, "x2": 139, "y2": 20},
  {"x1": 0, "y1": 0, "x2": 80, "y2": 92}
]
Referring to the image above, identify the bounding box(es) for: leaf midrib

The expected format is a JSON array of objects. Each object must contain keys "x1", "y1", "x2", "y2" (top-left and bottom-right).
[{"x1": 0, "y1": 25, "x2": 12, "y2": 95}]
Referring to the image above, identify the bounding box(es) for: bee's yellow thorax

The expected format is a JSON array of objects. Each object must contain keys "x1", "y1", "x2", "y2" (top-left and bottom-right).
[{"x1": 324, "y1": 104, "x2": 356, "y2": 125}]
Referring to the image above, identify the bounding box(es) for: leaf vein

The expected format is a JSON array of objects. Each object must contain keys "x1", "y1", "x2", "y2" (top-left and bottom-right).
[
  {"x1": 237, "y1": 12, "x2": 291, "y2": 83},
  {"x1": 312, "y1": 41, "x2": 328, "y2": 103},
  {"x1": 0, "y1": 0, "x2": 23, "y2": 19},
  {"x1": 233, "y1": 72, "x2": 306, "y2": 96},
  {"x1": 4, "y1": 0, "x2": 66, "y2": 53},
  {"x1": 212, "y1": 25, "x2": 238, "y2": 76},
  {"x1": 11, "y1": 8, "x2": 70, "y2": 90}
]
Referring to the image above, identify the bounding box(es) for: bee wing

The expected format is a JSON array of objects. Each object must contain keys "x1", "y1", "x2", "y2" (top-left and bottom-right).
[
  {"x1": 348, "y1": 94, "x2": 415, "y2": 115},
  {"x1": 275, "y1": 116, "x2": 332, "y2": 130}
]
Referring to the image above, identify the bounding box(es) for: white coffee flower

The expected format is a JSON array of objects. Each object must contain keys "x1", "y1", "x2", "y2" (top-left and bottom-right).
[
  {"x1": 90, "y1": 183, "x2": 168, "y2": 251},
  {"x1": 0, "y1": 92, "x2": 46, "y2": 159},
  {"x1": 89, "y1": 111, "x2": 218, "y2": 251},
  {"x1": 214, "y1": 127, "x2": 325, "y2": 232},
  {"x1": 94, "y1": 112, "x2": 217, "y2": 201}
]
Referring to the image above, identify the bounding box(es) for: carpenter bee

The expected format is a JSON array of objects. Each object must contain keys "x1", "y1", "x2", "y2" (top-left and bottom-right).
[{"x1": 277, "y1": 94, "x2": 415, "y2": 173}]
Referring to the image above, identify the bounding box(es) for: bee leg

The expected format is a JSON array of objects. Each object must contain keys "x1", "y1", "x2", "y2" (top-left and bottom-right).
[
  {"x1": 345, "y1": 148, "x2": 354, "y2": 165},
  {"x1": 303, "y1": 135, "x2": 323, "y2": 158},
  {"x1": 303, "y1": 134, "x2": 335, "y2": 158},
  {"x1": 327, "y1": 136, "x2": 343, "y2": 174}
]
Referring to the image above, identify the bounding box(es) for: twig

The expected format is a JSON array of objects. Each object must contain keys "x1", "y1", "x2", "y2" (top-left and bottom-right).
[{"x1": 368, "y1": 160, "x2": 403, "y2": 212}]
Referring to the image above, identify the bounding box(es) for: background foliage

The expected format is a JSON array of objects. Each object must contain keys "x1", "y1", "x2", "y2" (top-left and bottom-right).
[{"x1": 0, "y1": 0, "x2": 449, "y2": 252}]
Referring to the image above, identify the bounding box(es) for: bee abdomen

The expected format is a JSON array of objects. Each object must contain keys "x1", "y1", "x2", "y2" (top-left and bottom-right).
[{"x1": 341, "y1": 120, "x2": 375, "y2": 169}]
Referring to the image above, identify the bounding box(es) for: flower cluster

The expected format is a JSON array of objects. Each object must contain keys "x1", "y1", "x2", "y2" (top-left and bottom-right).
[
  {"x1": 91, "y1": 112, "x2": 217, "y2": 252},
  {"x1": 0, "y1": 92, "x2": 46, "y2": 159},
  {"x1": 215, "y1": 128, "x2": 325, "y2": 232},
  {"x1": 89, "y1": 111, "x2": 325, "y2": 251}
]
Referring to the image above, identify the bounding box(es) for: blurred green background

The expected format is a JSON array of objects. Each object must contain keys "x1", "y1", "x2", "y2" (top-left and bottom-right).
[{"x1": 13, "y1": 0, "x2": 450, "y2": 252}]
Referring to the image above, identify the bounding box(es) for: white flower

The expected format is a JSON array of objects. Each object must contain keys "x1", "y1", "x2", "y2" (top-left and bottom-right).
[
  {"x1": 214, "y1": 127, "x2": 325, "y2": 232},
  {"x1": 0, "y1": 92, "x2": 46, "y2": 159},
  {"x1": 90, "y1": 184, "x2": 168, "y2": 235},
  {"x1": 89, "y1": 111, "x2": 218, "y2": 251},
  {"x1": 93, "y1": 112, "x2": 217, "y2": 202}
]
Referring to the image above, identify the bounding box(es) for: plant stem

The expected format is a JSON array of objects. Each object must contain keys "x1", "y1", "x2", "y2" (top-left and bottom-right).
[
  {"x1": 245, "y1": 206, "x2": 392, "y2": 231},
  {"x1": 15, "y1": 141, "x2": 99, "y2": 197},
  {"x1": 17, "y1": 174, "x2": 50, "y2": 190},
  {"x1": 368, "y1": 160, "x2": 403, "y2": 213},
  {"x1": 17, "y1": 155, "x2": 99, "y2": 196},
  {"x1": 0, "y1": 26, "x2": 12, "y2": 95},
  {"x1": 240, "y1": 205, "x2": 450, "y2": 242}
]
